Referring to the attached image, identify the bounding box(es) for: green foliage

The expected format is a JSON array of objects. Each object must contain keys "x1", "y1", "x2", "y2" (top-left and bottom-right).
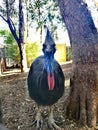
[
  {"x1": 26, "y1": 42, "x2": 40, "y2": 67},
  {"x1": 29, "y1": 0, "x2": 63, "y2": 39},
  {"x1": 66, "y1": 47, "x2": 72, "y2": 61},
  {"x1": 0, "y1": 30, "x2": 20, "y2": 64},
  {"x1": 0, "y1": 0, "x2": 18, "y2": 18}
]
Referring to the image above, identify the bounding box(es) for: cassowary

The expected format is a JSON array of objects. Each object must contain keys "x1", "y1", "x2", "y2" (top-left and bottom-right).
[{"x1": 27, "y1": 25, "x2": 65, "y2": 130}]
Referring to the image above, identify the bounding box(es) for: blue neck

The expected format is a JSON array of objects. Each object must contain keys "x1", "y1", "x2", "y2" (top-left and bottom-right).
[{"x1": 44, "y1": 54, "x2": 54, "y2": 75}]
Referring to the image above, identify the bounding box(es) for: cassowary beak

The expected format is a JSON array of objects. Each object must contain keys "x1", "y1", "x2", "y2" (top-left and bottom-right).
[{"x1": 42, "y1": 25, "x2": 56, "y2": 54}]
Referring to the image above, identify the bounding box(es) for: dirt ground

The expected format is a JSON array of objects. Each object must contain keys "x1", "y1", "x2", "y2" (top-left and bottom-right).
[{"x1": 0, "y1": 62, "x2": 92, "y2": 130}]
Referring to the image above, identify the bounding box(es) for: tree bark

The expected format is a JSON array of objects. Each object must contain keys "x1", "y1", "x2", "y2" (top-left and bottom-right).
[
  {"x1": 18, "y1": 44, "x2": 27, "y2": 72},
  {"x1": 58, "y1": 0, "x2": 98, "y2": 128},
  {"x1": 18, "y1": 0, "x2": 27, "y2": 72},
  {"x1": 0, "y1": 58, "x2": 2, "y2": 75}
]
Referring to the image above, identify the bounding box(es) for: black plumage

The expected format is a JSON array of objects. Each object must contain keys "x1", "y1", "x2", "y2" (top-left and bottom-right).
[
  {"x1": 27, "y1": 25, "x2": 65, "y2": 130},
  {"x1": 28, "y1": 55, "x2": 64, "y2": 106}
]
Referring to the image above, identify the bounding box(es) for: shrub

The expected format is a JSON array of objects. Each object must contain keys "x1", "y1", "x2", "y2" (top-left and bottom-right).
[{"x1": 26, "y1": 42, "x2": 40, "y2": 67}]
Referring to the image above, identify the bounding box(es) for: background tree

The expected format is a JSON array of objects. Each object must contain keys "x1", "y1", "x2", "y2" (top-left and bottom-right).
[
  {"x1": 58, "y1": 0, "x2": 98, "y2": 128},
  {"x1": 0, "y1": 30, "x2": 20, "y2": 65},
  {"x1": 0, "y1": 0, "x2": 27, "y2": 72},
  {"x1": 29, "y1": 0, "x2": 63, "y2": 43}
]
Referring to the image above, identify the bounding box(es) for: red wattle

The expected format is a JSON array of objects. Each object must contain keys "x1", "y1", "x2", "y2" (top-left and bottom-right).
[{"x1": 48, "y1": 73, "x2": 55, "y2": 90}]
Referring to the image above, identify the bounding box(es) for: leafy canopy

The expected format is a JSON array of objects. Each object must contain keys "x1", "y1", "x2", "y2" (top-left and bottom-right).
[{"x1": 0, "y1": 30, "x2": 20, "y2": 64}]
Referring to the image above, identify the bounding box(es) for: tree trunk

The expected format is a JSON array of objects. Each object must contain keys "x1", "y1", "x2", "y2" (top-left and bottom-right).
[
  {"x1": 0, "y1": 58, "x2": 2, "y2": 75},
  {"x1": 18, "y1": 44, "x2": 27, "y2": 73},
  {"x1": 19, "y1": 0, "x2": 27, "y2": 72},
  {"x1": 39, "y1": 25, "x2": 42, "y2": 44},
  {"x1": 2, "y1": 58, "x2": 6, "y2": 72},
  {"x1": 0, "y1": 96, "x2": 2, "y2": 123},
  {"x1": 0, "y1": 58, "x2": 4, "y2": 75},
  {"x1": 58, "y1": 0, "x2": 98, "y2": 128}
]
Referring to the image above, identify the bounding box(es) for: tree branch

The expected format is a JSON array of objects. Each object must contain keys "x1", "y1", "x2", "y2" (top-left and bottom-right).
[
  {"x1": 9, "y1": 0, "x2": 15, "y2": 6},
  {"x1": 19, "y1": 0, "x2": 24, "y2": 44},
  {"x1": 10, "y1": 17, "x2": 17, "y2": 32},
  {"x1": 5, "y1": 0, "x2": 19, "y2": 44},
  {"x1": 7, "y1": 18, "x2": 20, "y2": 44},
  {"x1": 0, "y1": 14, "x2": 7, "y2": 23}
]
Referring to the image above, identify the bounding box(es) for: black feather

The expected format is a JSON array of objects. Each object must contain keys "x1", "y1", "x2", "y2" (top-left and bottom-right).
[{"x1": 27, "y1": 56, "x2": 65, "y2": 106}]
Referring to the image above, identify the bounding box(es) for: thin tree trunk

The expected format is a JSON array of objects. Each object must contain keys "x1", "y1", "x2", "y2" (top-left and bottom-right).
[
  {"x1": 40, "y1": 26, "x2": 42, "y2": 44},
  {"x1": 26, "y1": 0, "x2": 29, "y2": 38},
  {"x1": 18, "y1": 44, "x2": 27, "y2": 72},
  {"x1": 0, "y1": 98, "x2": 2, "y2": 123},
  {"x1": 2, "y1": 58, "x2": 6, "y2": 72},
  {"x1": 58, "y1": 0, "x2": 98, "y2": 128},
  {"x1": 38, "y1": 0, "x2": 42, "y2": 44},
  {"x1": 19, "y1": 0, "x2": 27, "y2": 72},
  {"x1": 0, "y1": 58, "x2": 4, "y2": 75},
  {"x1": 0, "y1": 58, "x2": 2, "y2": 75}
]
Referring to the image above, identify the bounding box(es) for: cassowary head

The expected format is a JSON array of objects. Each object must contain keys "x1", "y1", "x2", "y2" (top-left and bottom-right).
[
  {"x1": 42, "y1": 25, "x2": 56, "y2": 56},
  {"x1": 42, "y1": 25, "x2": 56, "y2": 90}
]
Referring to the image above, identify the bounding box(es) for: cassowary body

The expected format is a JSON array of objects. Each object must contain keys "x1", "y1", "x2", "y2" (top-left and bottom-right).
[
  {"x1": 27, "y1": 26, "x2": 65, "y2": 130},
  {"x1": 28, "y1": 56, "x2": 64, "y2": 106}
]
